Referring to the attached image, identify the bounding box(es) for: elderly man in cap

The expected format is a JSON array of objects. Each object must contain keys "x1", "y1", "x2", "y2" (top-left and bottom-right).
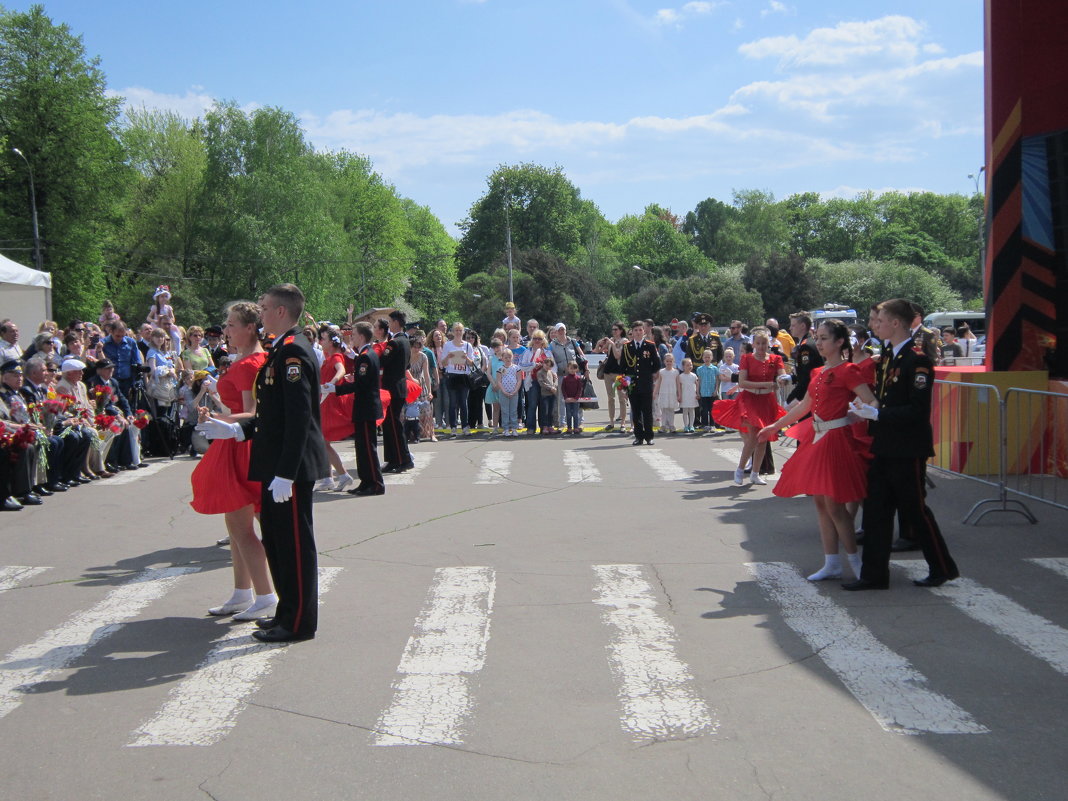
[
  {"x1": 0, "y1": 359, "x2": 44, "y2": 508},
  {"x1": 57, "y1": 358, "x2": 114, "y2": 480},
  {"x1": 89, "y1": 358, "x2": 140, "y2": 471}
]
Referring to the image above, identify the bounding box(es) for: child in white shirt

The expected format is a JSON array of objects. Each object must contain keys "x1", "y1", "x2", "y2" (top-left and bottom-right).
[
  {"x1": 654, "y1": 353, "x2": 680, "y2": 433},
  {"x1": 678, "y1": 357, "x2": 700, "y2": 432}
]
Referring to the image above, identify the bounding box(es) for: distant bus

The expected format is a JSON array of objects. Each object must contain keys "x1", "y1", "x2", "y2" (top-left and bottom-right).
[{"x1": 807, "y1": 304, "x2": 858, "y2": 327}]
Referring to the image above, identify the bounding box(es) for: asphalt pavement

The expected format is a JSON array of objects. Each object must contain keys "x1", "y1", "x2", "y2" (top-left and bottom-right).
[{"x1": 1, "y1": 407, "x2": 1066, "y2": 801}]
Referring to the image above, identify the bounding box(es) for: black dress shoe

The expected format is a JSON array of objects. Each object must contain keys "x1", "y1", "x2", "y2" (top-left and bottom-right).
[
  {"x1": 891, "y1": 538, "x2": 921, "y2": 552},
  {"x1": 841, "y1": 579, "x2": 890, "y2": 591},
  {"x1": 252, "y1": 626, "x2": 315, "y2": 643},
  {"x1": 645, "y1": 439, "x2": 654, "y2": 445},
  {"x1": 632, "y1": 438, "x2": 643, "y2": 446},
  {"x1": 381, "y1": 463, "x2": 402, "y2": 473},
  {"x1": 46, "y1": 482, "x2": 67, "y2": 492},
  {"x1": 255, "y1": 617, "x2": 277, "y2": 630},
  {"x1": 353, "y1": 487, "x2": 385, "y2": 497},
  {"x1": 84, "y1": 473, "x2": 100, "y2": 481},
  {"x1": 19, "y1": 494, "x2": 42, "y2": 506},
  {"x1": 74, "y1": 476, "x2": 92, "y2": 485},
  {"x1": 913, "y1": 574, "x2": 959, "y2": 588},
  {"x1": 34, "y1": 485, "x2": 53, "y2": 497},
  {"x1": 3, "y1": 497, "x2": 22, "y2": 511},
  {"x1": 137, "y1": 462, "x2": 149, "y2": 468},
  {"x1": 398, "y1": 461, "x2": 415, "y2": 471}
]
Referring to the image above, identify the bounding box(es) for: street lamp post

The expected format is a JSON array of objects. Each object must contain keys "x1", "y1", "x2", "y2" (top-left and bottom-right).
[
  {"x1": 968, "y1": 167, "x2": 987, "y2": 275},
  {"x1": 500, "y1": 178, "x2": 514, "y2": 304},
  {"x1": 11, "y1": 148, "x2": 42, "y2": 272}
]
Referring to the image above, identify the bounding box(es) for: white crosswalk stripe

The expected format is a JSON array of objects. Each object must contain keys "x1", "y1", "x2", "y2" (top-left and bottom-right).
[
  {"x1": 0, "y1": 567, "x2": 198, "y2": 719},
  {"x1": 0, "y1": 566, "x2": 49, "y2": 593},
  {"x1": 635, "y1": 449, "x2": 691, "y2": 481},
  {"x1": 593, "y1": 564, "x2": 718, "y2": 741},
  {"x1": 896, "y1": 560, "x2": 1068, "y2": 676},
  {"x1": 102, "y1": 460, "x2": 180, "y2": 486},
  {"x1": 747, "y1": 561, "x2": 988, "y2": 735},
  {"x1": 374, "y1": 566, "x2": 496, "y2": 746},
  {"x1": 1028, "y1": 557, "x2": 1068, "y2": 581},
  {"x1": 474, "y1": 451, "x2": 513, "y2": 484},
  {"x1": 385, "y1": 451, "x2": 436, "y2": 486},
  {"x1": 563, "y1": 449, "x2": 602, "y2": 483},
  {"x1": 128, "y1": 567, "x2": 343, "y2": 747}
]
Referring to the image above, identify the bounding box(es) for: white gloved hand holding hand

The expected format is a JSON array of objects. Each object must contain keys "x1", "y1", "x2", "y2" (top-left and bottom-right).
[
  {"x1": 320, "y1": 382, "x2": 336, "y2": 395},
  {"x1": 851, "y1": 400, "x2": 880, "y2": 421},
  {"x1": 268, "y1": 477, "x2": 294, "y2": 503},
  {"x1": 195, "y1": 418, "x2": 244, "y2": 441},
  {"x1": 776, "y1": 373, "x2": 792, "y2": 384}
]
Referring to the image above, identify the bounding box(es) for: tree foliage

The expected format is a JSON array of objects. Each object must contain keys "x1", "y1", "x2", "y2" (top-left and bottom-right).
[{"x1": 0, "y1": 4, "x2": 129, "y2": 322}]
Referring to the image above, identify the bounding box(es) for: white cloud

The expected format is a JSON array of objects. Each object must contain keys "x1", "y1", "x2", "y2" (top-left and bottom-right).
[
  {"x1": 107, "y1": 86, "x2": 260, "y2": 121},
  {"x1": 761, "y1": 1, "x2": 791, "y2": 17},
  {"x1": 740, "y1": 15, "x2": 928, "y2": 68},
  {"x1": 654, "y1": 1, "x2": 722, "y2": 27}
]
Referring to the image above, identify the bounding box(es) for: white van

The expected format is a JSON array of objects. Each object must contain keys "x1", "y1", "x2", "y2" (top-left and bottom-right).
[{"x1": 923, "y1": 311, "x2": 986, "y2": 338}]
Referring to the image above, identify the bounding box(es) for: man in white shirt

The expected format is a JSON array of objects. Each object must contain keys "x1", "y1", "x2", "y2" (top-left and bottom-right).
[{"x1": 0, "y1": 320, "x2": 22, "y2": 363}]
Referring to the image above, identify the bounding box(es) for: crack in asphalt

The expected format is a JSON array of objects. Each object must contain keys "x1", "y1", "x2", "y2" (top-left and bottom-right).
[{"x1": 246, "y1": 701, "x2": 568, "y2": 766}]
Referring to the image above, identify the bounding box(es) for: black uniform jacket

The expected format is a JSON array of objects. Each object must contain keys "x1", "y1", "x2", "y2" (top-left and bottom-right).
[
  {"x1": 241, "y1": 326, "x2": 329, "y2": 483},
  {"x1": 379, "y1": 332, "x2": 411, "y2": 397},
  {"x1": 682, "y1": 332, "x2": 723, "y2": 365},
  {"x1": 789, "y1": 335, "x2": 824, "y2": 401},
  {"x1": 334, "y1": 346, "x2": 383, "y2": 423},
  {"x1": 869, "y1": 342, "x2": 935, "y2": 459},
  {"x1": 622, "y1": 339, "x2": 662, "y2": 394}
]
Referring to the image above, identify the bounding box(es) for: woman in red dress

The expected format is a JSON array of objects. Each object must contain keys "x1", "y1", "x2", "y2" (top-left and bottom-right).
[
  {"x1": 713, "y1": 328, "x2": 787, "y2": 486},
  {"x1": 316, "y1": 328, "x2": 356, "y2": 492},
  {"x1": 190, "y1": 301, "x2": 276, "y2": 620},
  {"x1": 759, "y1": 319, "x2": 878, "y2": 582}
]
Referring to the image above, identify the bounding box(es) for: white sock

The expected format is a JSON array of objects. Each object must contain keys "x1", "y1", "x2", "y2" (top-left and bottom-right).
[
  {"x1": 807, "y1": 554, "x2": 842, "y2": 581},
  {"x1": 846, "y1": 552, "x2": 862, "y2": 577},
  {"x1": 226, "y1": 588, "x2": 253, "y2": 606}
]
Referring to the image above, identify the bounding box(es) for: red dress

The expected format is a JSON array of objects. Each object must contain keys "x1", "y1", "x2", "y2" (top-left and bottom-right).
[
  {"x1": 319, "y1": 352, "x2": 355, "y2": 442},
  {"x1": 189, "y1": 351, "x2": 267, "y2": 514},
  {"x1": 774, "y1": 361, "x2": 871, "y2": 504},
  {"x1": 712, "y1": 353, "x2": 786, "y2": 435}
]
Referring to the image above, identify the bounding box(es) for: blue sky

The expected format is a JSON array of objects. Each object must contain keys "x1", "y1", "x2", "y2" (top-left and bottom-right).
[{"x1": 15, "y1": 0, "x2": 984, "y2": 234}]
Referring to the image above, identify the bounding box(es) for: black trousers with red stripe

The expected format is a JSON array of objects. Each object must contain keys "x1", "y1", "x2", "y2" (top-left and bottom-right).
[
  {"x1": 259, "y1": 481, "x2": 318, "y2": 635},
  {"x1": 860, "y1": 456, "x2": 958, "y2": 584},
  {"x1": 354, "y1": 419, "x2": 384, "y2": 492},
  {"x1": 382, "y1": 390, "x2": 411, "y2": 467}
]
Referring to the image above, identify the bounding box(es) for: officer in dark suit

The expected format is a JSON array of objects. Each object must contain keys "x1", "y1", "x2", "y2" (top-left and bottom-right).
[
  {"x1": 679, "y1": 312, "x2": 724, "y2": 366},
  {"x1": 786, "y1": 313, "x2": 823, "y2": 404},
  {"x1": 614, "y1": 320, "x2": 661, "y2": 445},
  {"x1": 845, "y1": 298, "x2": 959, "y2": 590},
  {"x1": 327, "y1": 321, "x2": 384, "y2": 496},
  {"x1": 379, "y1": 311, "x2": 413, "y2": 472},
  {"x1": 909, "y1": 303, "x2": 941, "y2": 364},
  {"x1": 197, "y1": 283, "x2": 329, "y2": 643}
]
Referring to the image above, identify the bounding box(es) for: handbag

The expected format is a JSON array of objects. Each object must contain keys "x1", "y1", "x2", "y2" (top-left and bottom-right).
[
  {"x1": 579, "y1": 376, "x2": 599, "y2": 409},
  {"x1": 596, "y1": 360, "x2": 606, "y2": 380},
  {"x1": 469, "y1": 366, "x2": 491, "y2": 390}
]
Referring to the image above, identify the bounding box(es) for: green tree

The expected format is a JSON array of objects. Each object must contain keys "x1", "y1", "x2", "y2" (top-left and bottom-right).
[
  {"x1": 808, "y1": 259, "x2": 961, "y2": 318},
  {"x1": 682, "y1": 197, "x2": 736, "y2": 261},
  {"x1": 0, "y1": 4, "x2": 129, "y2": 322},
  {"x1": 455, "y1": 163, "x2": 591, "y2": 279},
  {"x1": 400, "y1": 197, "x2": 458, "y2": 323},
  {"x1": 743, "y1": 251, "x2": 818, "y2": 322},
  {"x1": 716, "y1": 189, "x2": 790, "y2": 263}
]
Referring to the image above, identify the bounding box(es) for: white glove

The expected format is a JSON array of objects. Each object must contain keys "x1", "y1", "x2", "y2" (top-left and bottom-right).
[
  {"x1": 268, "y1": 476, "x2": 294, "y2": 503},
  {"x1": 195, "y1": 418, "x2": 244, "y2": 441},
  {"x1": 851, "y1": 400, "x2": 880, "y2": 421},
  {"x1": 320, "y1": 382, "x2": 336, "y2": 395},
  {"x1": 776, "y1": 374, "x2": 792, "y2": 384}
]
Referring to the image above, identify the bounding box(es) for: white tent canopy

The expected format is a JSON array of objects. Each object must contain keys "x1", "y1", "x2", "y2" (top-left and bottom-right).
[{"x1": 0, "y1": 253, "x2": 53, "y2": 351}]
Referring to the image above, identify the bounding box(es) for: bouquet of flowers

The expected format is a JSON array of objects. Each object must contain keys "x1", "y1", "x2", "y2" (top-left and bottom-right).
[
  {"x1": 0, "y1": 421, "x2": 37, "y2": 463},
  {"x1": 613, "y1": 374, "x2": 633, "y2": 394},
  {"x1": 132, "y1": 409, "x2": 151, "y2": 430},
  {"x1": 89, "y1": 384, "x2": 116, "y2": 412},
  {"x1": 93, "y1": 413, "x2": 124, "y2": 434}
]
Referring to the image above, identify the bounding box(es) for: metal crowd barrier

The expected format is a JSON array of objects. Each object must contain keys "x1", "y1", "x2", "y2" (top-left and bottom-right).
[{"x1": 928, "y1": 379, "x2": 1068, "y2": 524}]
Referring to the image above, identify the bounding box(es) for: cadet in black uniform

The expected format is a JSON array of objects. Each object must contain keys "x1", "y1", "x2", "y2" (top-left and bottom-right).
[
  {"x1": 327, "y1": 321, "x2": 384, "y2": 496},
  {"x1": 845, "y1": 298, "x2": 959, "y2": 590},
  {"x1": 198, "y1": 284, "x2": 329, "y2": 642},
  {"x1": 379, "y1": 311, "x2": 413, "y2": 472},
  {"x1": 786, "y1": 313, "x2": 823, "y2": 405},
  {"x1": 614, "y1": 320, "x2": 661, "y2": 445}
]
